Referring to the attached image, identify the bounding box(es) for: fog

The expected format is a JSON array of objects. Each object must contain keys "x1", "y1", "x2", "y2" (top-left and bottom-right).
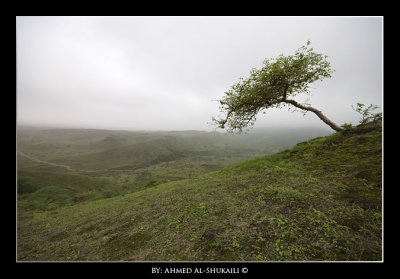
[{"x1": 17, "y1": 16, "x2": 382, "y2": 131}]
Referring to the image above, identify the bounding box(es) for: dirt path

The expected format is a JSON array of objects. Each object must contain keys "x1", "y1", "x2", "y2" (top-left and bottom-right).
[{"x1": 18, "y1": 151, "x2": 82, "y2": 172}]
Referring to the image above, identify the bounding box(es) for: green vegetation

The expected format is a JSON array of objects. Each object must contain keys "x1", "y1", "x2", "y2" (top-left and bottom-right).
[
  {"x1": 17, "y1": 122, "x2": 382, "y2": 261},
  {"x1": 214, "y1": 40, "x2": 343, "y2": 132},
  {"x1": 17, "y1": 126, "x2": 328, "y2": 211},
  {"x1": 352, "y1": 103, "x2": 382, "y2": 125}
]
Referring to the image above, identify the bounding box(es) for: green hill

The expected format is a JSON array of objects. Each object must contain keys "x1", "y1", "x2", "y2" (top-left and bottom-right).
[
  {"x1": 17, "y1": 127, "x2": 330, "y2": 212},
  {"x1": 17, "y1": 125, "x2": 382, "y2": 261},
  {"x1": 18, "y1": 127, "x2": 329, "y2": 172}
]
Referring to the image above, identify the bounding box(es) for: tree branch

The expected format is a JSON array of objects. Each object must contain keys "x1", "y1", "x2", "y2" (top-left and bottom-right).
[{"x1": 283, "y1": 99, "x2": 343, "y2": 131}]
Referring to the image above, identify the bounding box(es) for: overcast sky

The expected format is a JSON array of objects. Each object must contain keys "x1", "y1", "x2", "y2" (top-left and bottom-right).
[{"x1": 17, "y1": 16, "x2": 382, "y2": 131}]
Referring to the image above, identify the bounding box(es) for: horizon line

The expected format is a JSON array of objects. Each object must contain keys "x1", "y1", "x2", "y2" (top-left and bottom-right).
[{"x1": 16, "y1": 123, "x2": 331, "y2": 133}]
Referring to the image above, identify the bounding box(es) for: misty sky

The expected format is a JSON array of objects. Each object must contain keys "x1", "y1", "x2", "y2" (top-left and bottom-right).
[{"x1": 17, "y1": 16, "x2": 382, "y2": 131}]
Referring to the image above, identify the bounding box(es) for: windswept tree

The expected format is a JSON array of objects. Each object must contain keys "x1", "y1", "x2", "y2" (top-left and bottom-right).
[{"x1": 213, "y1": 41, "x2": 343, "y2": 132}]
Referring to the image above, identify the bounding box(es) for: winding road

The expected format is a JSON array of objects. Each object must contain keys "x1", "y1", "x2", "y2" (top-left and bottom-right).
[{"x1": 18, "y1": 151, "x2": 80, "y2": 172}]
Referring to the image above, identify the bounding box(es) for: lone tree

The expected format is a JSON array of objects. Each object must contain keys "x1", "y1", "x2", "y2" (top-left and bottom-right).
[{"x1": 213, "y1": 41, "x2": 343, "y2": 132}]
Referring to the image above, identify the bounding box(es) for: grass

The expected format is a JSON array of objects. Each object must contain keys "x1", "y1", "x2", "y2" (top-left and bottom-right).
[
  {"x1": 17, "y1": 123, "x2": 382, "y2": 261},
  {"x1": 17, "y1": 127, "x2": 329, "y2": 212},
  {"x1": 17, "y1": 127, "x2": 329, "y2": 171}
]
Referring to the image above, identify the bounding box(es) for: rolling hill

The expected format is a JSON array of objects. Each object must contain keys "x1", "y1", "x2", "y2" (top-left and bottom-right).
[
  {"x1": 17, "y1": 123, "x2": 382, "y2": 261},
  {"x1": 17, "y1": 126, "x2": 330, "y2": 211}
]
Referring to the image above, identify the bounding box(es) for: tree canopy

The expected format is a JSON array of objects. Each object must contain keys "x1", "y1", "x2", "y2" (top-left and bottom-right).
[{"x1": 213, "y1": 41, "x2": 343, "y2": 132}]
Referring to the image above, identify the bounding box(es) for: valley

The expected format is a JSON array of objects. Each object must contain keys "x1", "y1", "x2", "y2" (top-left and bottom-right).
[{"x1": 17, "y1": 124, "x2": 382, "y2": 260}]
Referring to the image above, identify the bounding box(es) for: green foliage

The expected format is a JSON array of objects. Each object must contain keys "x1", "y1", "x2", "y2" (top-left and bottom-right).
[
  {"x1": 352, "y1": 103, "x2": 382, "y2": 125},
  {"x1": 341, "y1": 123, "x2": 353, "y2": 130},
  {"x1": 18, "y1": 124, "x2": 381, "y2": 261},
  {"x1": 20, "y1": 186, "x2": 75, "y2": 211},
  {"x1": 17, "y1": 176, "x2": 40, "y2": 194},
  {"x1": 214, "y1": 41, "x2": 334, "y2": 132},
  {"x1": 17, "y1": 171, "x2": 125, "y2": 211}
]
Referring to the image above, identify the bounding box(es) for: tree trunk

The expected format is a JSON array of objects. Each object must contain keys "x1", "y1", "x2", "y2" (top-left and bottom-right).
[{"x1": 283, "y1": 99, "x2": 344, "y2": 132}]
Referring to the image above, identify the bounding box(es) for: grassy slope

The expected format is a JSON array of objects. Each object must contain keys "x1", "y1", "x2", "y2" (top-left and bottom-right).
[
  {"x1": 18, "y1": 127, "x2": 329, "y2": 212},
  {"x1": 17, "y1": 172, "x2": 122, "y2": 211},
  {"x1": 18, "y1": 126, "x2": 382, "y2": 261}
]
